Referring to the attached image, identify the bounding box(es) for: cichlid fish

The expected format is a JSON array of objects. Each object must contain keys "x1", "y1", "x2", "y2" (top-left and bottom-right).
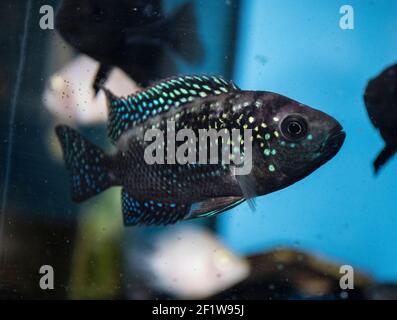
[
  {"x1": 364, "y1": 63, "x2": 397, "y2": 174},
  {"x1": 56, "y1": 0, "x2": 204, "y2": 94},
  {"x1": 55, "y1": 75, "x2": 345, "y2": 226}
]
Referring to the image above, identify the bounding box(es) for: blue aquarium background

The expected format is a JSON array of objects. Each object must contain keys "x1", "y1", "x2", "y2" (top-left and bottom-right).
[
  {"x1": 1, "y1": 0, "x2": 397, "y2": 299},
  {"x1": 219, "y1": 0, "x2": 397, "y2": 282}
]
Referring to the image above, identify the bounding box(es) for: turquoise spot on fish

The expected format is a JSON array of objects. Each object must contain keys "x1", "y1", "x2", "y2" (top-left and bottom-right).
[{"x1": 213, "y1": 77, "x2": 221, "y2": 84}]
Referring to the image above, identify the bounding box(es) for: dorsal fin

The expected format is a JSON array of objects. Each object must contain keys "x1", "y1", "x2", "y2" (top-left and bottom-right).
[{"x1": 103, "y1": 75, "x2": 240, "y2": 143}]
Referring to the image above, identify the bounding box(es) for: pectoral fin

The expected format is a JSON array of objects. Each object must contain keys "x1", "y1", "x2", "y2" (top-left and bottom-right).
[{"x1": 234, "y1": 174, "x2": 257, "y2": 211}]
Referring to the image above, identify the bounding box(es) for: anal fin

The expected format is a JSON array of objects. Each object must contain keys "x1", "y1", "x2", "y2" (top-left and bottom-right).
[
  {"x1": 122, "y1": 189, "x2": 190, "y2": 226},
  {"x1": 189, "y1": 196, "x2": 245, "y2": 219}
]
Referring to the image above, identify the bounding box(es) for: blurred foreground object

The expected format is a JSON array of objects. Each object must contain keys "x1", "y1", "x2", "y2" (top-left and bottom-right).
[
  {"x1": 210, "y1": 249, "x2": 373, "y2": 300},
  {"x1": 124, "y1": 226, "x2": 249, "y2": 299},
  {"x1": 365, "y1": 284, "x2": 397, "y2": 300}
]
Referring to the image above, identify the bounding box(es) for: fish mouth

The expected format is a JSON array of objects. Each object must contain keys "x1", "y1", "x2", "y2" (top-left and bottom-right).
[
  {"x1": 320, "y1": 124, "x2": 346, "y2": 156},
  {"x1": 276, "y1": 124, "x2": 345, "y2": 183},
  {"x1": 308, "y1": 124, "x2": 345, "y2": 173},
  {"x1": 280, "y1": 123, "x2": 345, "y2": 181}
]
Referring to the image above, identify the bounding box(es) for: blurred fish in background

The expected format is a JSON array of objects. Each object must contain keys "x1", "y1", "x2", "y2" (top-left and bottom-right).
[
  {"x1": 209, "y1": 249, "x2": 373, "y2": 300},
  {"x1": 123, "y1": 241, "x2": 397, "y2": 300},
  {"x1": 43, "y1": 54, "x2": 139, "y2": 125},
  {"x1": 56, "y1": 0, "x2": 204, "y2": 94},
  {"x1": 364, "y1": 63, "x2": 397, "y2": 174}
]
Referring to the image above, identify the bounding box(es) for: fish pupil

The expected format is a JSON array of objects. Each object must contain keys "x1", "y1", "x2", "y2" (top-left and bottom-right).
[
  {"x1": 288, "y1": 121, "x2": 302, "y2": 135},
  {"x1": 280, "y1": 115, "x2": 308, "y2": 141}
]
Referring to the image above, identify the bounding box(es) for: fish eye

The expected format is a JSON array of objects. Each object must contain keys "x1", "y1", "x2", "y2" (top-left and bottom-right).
[{"x1": 280, "y1": 115, "x2": 308, "y2": 141}]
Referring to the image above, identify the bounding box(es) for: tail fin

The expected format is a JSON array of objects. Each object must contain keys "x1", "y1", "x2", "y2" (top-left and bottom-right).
[
  {"x1": 165, "y1": 2, "x2": 204, "y2": 65},
  {"x1": 55, "y1": 125, "x2": 117, "y2": 202}
]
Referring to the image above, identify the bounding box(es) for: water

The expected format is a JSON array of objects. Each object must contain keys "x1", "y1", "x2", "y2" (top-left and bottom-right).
[
  {"x1": 220, "y1": 0, "x2": 397, "y2": 282},
  {"x1": 0, "y1": 0, "x2": 396, "y2": 300}
]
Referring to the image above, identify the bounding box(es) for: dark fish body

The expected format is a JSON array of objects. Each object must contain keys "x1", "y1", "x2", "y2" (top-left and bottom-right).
[
  {"x1": 364, "y1": 63, "x2": 397, "y2": 174},
  {"x1": 56, "y1": 0, "x2": 204, "y2": 91},
  {"x1": 56, "y1": 75, "x2": 345, "y2": 226}
]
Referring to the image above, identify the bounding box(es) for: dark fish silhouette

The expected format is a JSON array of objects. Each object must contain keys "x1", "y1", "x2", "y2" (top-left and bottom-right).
[
  {"x1": 56, "y1": 0, "x2": 204, "y2": 93},
  {"x1": 364, "y1": 63, "x2": 397, "y2": 174},
  {"x1": 55, "y1": 75, "x2": 345, "y2": 226}
]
